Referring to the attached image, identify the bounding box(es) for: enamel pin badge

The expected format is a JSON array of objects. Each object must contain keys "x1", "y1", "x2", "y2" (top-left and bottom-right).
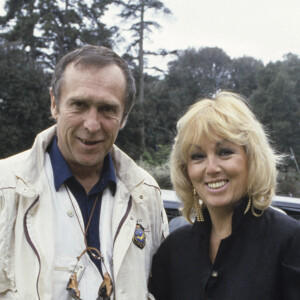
[{"x1": 133, "y1": 223, "x2": 146, "y2": 249}]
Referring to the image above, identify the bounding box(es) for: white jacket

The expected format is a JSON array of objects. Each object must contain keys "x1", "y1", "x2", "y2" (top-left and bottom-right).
[{"x1": 0, "y1": 126, "x2": 168, "y2": 300}]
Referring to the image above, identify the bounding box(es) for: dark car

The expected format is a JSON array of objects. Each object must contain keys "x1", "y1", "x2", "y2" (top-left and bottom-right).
[{"x1": 161, "y1": 189, "x2": 300, "y2": 232}]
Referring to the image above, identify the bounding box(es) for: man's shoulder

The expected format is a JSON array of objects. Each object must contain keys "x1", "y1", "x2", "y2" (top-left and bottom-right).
[
  {"x1": 0, "y1": 126, "x2": 56, "y2": 185},
  {"x1": 111, "y1": 145, "x2": 159, "y2": 189},
  {"x1": 0, "y1": 150, "x2": 31, "y2": 186},
  {"x1": 1, "y1": 148, "x2": 30, "y2": 163},
  {"x1": 0, "y1": 150, "x2": 29, "y2": 171}
]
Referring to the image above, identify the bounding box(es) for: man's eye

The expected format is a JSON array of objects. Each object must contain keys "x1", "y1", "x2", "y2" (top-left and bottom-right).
[
  {"x1": 219, "y1": 148, "x2": 233, "y2": 156},
  {"x1": 103, "y1": 106, "x2": 114, "y2": 112},
  {"x1": 73, "y1": 102, "x2": 86, "y2": 108},
  {"x1": 99, "y1": 106, "x2": 117, "y2": 115},
  {"x1": 190, "y1": 153, "x2": 205, "y2": 160}
]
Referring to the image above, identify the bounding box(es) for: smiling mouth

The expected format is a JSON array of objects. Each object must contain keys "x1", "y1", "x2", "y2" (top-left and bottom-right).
[
  {"x1": 206, "y1": 180, "x2": 228, "y2": 189},
  {"x1": 78, "y1": 138, "x2": 101, "y2": 145}
]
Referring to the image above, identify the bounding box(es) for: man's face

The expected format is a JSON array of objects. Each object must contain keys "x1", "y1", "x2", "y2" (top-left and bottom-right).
[{"x1": 50, "y1": 63, "x2": 127, "y2": 173}]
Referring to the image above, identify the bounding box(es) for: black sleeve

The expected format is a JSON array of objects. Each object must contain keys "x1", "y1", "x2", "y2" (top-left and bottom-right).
[
  {"x1": 148, "y1": 236, "x2": 172, "y2": 300},
  {"x1": 280, "y1": 220, "x2": 300, "y2": 299}
]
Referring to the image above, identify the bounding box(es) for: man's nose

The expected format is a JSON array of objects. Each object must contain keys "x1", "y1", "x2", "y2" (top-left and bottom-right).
[{"x1": 84, "y1": 109, "x2": 101, "y2": 133}]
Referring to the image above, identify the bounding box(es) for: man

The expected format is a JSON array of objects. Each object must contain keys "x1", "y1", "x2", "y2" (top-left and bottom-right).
[{"x1": 0, "y1": 45, "x2": 168, "y2": 300}]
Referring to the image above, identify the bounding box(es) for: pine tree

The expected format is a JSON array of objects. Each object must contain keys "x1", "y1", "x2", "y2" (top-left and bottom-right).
[{"x1": 116, "y1": 0, "x2": 171, "y2": 150}]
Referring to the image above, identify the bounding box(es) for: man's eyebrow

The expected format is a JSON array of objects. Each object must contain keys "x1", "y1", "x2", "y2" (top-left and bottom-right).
[
  {"x1": 68, "y1": 97, "x2": 86, "y2": 102},
  {"x1": 97, "y1": 102, "x2": 118, "y2": 106}
]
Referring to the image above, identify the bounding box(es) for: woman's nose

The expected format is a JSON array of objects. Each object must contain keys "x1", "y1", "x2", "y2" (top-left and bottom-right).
[{"x1": 206, "y1": 156, "x2": 221, "y2": 175}]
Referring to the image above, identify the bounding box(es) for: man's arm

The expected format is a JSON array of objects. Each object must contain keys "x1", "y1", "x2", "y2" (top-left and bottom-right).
[{"x1": 0, "y1": 185, "x2": 18, "y2": 298}]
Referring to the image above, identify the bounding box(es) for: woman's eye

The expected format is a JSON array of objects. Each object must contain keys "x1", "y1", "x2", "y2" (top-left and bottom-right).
[
  {"x1": 190, "y1": 153, "x2": 205, "y2": 160},
  {"x1": 219, "y1": 148, "x2": 233, "y2": 156}
]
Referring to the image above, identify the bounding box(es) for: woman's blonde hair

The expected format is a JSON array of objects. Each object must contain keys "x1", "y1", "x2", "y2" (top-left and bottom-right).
[{"x1": 170, "y1": 91, "x2": 282, "y2": 222}]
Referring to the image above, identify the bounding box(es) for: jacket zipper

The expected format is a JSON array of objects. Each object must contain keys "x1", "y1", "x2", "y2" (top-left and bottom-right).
[
  {"x1": 113, "y1": 196, "x2": 133, "y2": 246},
  {"x1": 23, "y1": 195, "x2": 41, "y2": 300}
]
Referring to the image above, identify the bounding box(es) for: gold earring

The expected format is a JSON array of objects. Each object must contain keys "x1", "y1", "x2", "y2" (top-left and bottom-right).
[
  {"x1": 193, "y1": 189, "x2": 204, "y2": 222},
  {"x1": 244, "y1": 197, "x2": 252, "y2": 215}
]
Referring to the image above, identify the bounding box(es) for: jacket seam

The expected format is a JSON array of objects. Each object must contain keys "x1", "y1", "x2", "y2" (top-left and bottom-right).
[
  {"x1": 23, "y1": 196, "x2": 41, "y2": 300},
  {"x1": 0, "y1": 187, "x2": 16, "y2": 191},
  {"x1": 113, "y1": 196, "x2": 133, "y2": 246},
  {"x1": 143, "y1": 183, "x2": 160, "y2": 193}
]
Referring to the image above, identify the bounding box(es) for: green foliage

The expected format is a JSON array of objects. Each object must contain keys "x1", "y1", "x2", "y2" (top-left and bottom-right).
[
  {"x1": 165, "y1": 47, "x2": 234, "y2": 112},
  {"x1": 137, "y1": 159, "x2": 172, "y2": 189},
  {"x1": 231, "y1": 56, "x2": 263, "y2": 97},
  {"x1": 115, "y1": 101, "x2": 145, "y2": 160},
  {"x1": 0, "y1": 45, "x2": 52, "y2": 158},
  {"x1": 250, "y1": 55, "x2": 300, "y2": 164},
  {"x1": 0, "y1": 0, "x2": 299, "y2": 196},
  {"x1": 277, "y1": 168, "x2": 300, "y2": 197},
  {"x1": 1, "y1": 0, "x2": 116, "y2": 68},
  {"x1": 143, "y1": 73, "x2": 178, "y2": 147},
  {"x1": 117, "y1": 0, "x2": 171, "y2": 56},
  {"x1": 140, "y1": 144, "x2": 171, "y2": 166}
]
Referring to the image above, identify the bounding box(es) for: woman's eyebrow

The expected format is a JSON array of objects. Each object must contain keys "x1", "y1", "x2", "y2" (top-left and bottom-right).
[
  {"x1": 216, "y1": 139, "x2": 230, "y2": 147},
  {"x1": 189, "y1": 144, "x2": 202, "y2": 150}
]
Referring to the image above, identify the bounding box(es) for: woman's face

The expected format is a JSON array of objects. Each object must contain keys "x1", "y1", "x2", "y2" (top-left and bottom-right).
[{"x1": 187, "y1": 135, "x2": 248, "y2": 213}]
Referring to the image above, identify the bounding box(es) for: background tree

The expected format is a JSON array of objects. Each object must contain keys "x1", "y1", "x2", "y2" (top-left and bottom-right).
[
  {"x1": 0, "y1": 0, "x2": 40, "y2": 61},
  {"x1": 0, "y1": 0, "x2": 299, "y2": 194},
  {"x1": 165, "y1": 47, "x2": 233, "y2": 113},
  {"x1": 0, "y1": 42, "x2": 52, "y2": 158},
  {"x1": 38, "y1": 0, "x2": 116, "y2": 67},
  {"x1": 250, "y1": 56, "x2": 300, "y2": 196},
  {"x1": 116, "y1": 0, "x2": 171, "y2": 149},
  {"x1": 1, "y1": 0, "x2": 116, "y2": 68},
  {"x1": 250, "y1": 58, "x2": 300, "y2": 157},
  {"x1": 231, "y1": 56, "x2": 263, "y2": 97}
]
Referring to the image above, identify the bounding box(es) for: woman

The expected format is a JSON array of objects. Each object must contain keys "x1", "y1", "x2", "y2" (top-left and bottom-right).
[{"x1": 149, "y1": 92, "x2": 300, "y2": 300}]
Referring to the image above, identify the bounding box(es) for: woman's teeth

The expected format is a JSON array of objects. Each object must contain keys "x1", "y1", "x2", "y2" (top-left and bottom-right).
[{"x1": 207, "y1": 180, "x2": 227, "y2": 189}]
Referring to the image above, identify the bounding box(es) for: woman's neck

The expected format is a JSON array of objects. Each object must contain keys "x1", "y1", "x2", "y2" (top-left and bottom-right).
[{"x1": 208, "y1": 208, "x2": 233, "y2": 264}]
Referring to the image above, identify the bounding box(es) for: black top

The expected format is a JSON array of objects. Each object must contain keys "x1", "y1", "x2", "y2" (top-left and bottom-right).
[{"x1": 149, "y1": 197, "x2": 300, "y2": 300}]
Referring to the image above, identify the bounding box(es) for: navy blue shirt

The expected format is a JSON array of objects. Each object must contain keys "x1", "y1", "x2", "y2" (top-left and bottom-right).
[{"x1": 47, "y1": 136, "x2": 116, "y2": 274}]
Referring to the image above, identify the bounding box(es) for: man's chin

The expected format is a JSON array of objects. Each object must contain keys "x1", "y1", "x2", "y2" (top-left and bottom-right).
[{"x1": 74, "y1": 157, "x2": 104, "y2": 170}]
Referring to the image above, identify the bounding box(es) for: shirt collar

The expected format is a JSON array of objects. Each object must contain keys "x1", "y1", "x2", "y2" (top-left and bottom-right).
[
  {"x1": 101, "y1": 150, "x2": 117, "y2": 195},
  {"x1": 47, "y1": 136, "x2": 116, "y2": 194}
]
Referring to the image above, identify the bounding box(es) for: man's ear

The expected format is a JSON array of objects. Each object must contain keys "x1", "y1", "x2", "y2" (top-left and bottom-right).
[
  {"x1": 49, "y1": 87, "x2": 58, "y2": 120},
  {"x1": 120, "y1": 114, "x2": 128, "y2": 130}
]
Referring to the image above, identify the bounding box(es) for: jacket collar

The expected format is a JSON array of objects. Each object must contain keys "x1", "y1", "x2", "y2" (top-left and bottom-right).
[
  {"x1": 12, "y1": 125, "x2": 57, "y2": 187},
  {"x1": 11, "y1": 125, "x2": 158, "y2": 193},
  {"x1": 110, "y1": 145, "x2": 159, "y2": 192},
  {"x1": 192, "y1": 196, "x2": 251, "y2": 237}
]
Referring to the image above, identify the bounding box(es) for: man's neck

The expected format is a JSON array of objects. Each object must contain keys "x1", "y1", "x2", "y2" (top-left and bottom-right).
[{"x1": 69, "y1": 163, "x2": 103, "y2": 194}]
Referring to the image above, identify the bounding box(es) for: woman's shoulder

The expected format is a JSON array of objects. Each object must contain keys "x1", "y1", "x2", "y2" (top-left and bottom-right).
[
  {"x1": 162, "y1": 222, "x2": 193, "y2": 246},
  {"x1": 154, "y1": 223, "x2": 194, "y2": 261},
  {"x1": 263, "y1": 207, "x2": 300, "y2": 235},
  {"x1": 169, "y1": 222, "x2": 193, "y2": 237},
  {"x1": 169, "y1": 216, "x2": 190, "y2": 233}
]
